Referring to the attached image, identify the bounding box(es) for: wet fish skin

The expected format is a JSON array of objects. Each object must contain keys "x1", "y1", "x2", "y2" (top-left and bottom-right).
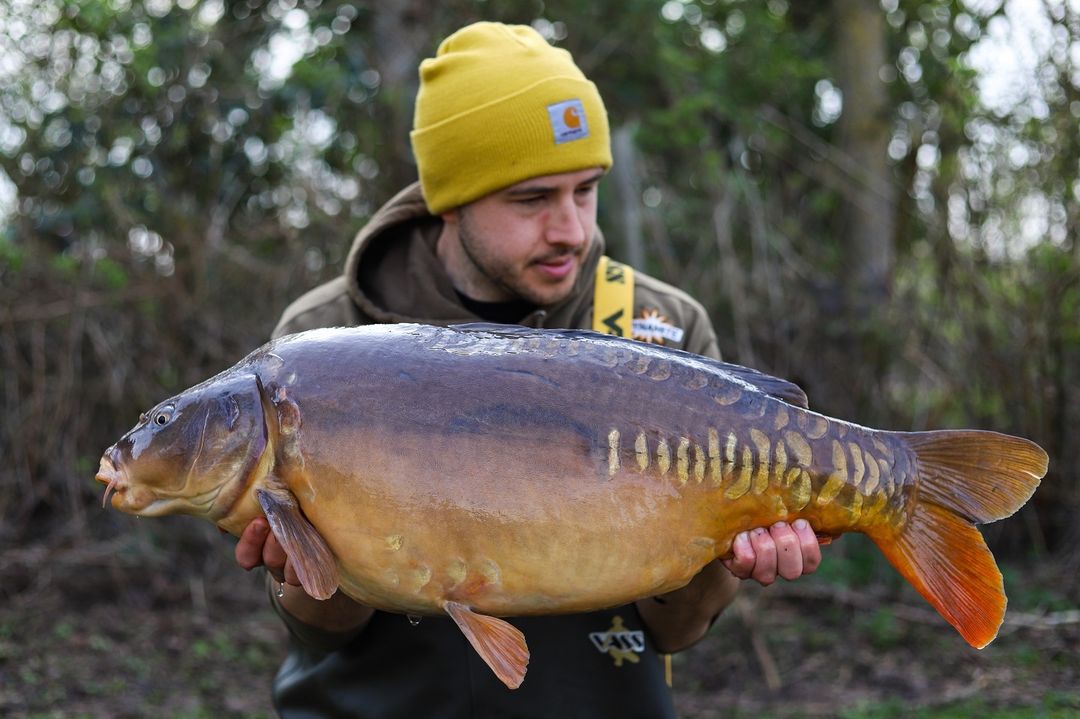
[{"x1": 95, "y1": 323, "x2": 1048, "y2": 689}]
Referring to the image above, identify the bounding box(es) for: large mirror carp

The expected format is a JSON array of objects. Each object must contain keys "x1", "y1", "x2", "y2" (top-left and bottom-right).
[{"x1": 95, "y1": 323, "x2": 1047, "y2": 689}]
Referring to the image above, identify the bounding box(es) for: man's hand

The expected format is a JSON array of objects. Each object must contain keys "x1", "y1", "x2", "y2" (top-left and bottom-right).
[
  {"x1": 723, "y1": 518, "x2": 823, "y2": 585},
  {"x1": 234, "y1": 517, "x2": 374, "y2": 634},
  {"x1": 638, "y1": 520, "x2": 824, "y2": 653},
  {"x1": 235, "y1": 516, "x2": 301, "y2": 587}
]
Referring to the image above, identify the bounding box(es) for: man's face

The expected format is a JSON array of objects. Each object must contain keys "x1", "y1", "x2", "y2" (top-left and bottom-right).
[{"x1": 439, "y1": 167, "x2": 603, "y2": 307}]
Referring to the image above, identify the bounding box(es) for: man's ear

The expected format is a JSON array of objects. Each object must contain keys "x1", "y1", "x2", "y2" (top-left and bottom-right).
[{"x1": 440, "y1": 208, "x2": 460, "y2": 227}]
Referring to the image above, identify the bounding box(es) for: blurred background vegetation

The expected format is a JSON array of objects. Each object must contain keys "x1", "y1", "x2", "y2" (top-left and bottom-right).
[{"x1": 1, "y1": 0, "x2": 1078, "y2": 715}]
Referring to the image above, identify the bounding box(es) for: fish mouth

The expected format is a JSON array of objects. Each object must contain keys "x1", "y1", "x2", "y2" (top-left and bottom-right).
[{"x1": 95, "y1": 452, "x2": 126, "y2": 509}]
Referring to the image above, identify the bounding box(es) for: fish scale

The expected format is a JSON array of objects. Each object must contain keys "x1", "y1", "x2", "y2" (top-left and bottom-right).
[
  {"x1": 601, "y1": 405, "x2": 910, "y2": 537},
  {"x1": 96, "y1": 322, "x2": 1047, "y2": 691}
]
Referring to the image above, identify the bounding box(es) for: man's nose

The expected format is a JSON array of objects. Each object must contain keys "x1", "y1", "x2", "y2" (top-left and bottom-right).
[{"x1": 545, "y1": 195, "x2": 588, "y2": 247}]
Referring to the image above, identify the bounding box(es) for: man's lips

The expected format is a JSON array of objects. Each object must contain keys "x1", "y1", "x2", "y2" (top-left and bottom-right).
[{"x1": 533, "y1": 254, "x2": 577, "y2": 279}]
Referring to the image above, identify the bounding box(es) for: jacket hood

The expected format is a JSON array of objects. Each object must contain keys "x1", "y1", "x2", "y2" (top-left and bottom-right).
[{"x1": 341, "y1": 182, "x2": 605, "y2": 327}]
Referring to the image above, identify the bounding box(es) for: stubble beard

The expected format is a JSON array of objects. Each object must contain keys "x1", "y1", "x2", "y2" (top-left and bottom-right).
[{"x1": 457, "y1": 210, "x2": 583, "y2": 308}]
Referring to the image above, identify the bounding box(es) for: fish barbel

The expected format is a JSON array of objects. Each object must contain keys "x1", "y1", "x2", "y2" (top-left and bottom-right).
[{"x1": 94, "y1": 323, "x2": 1047, "y2": 688}]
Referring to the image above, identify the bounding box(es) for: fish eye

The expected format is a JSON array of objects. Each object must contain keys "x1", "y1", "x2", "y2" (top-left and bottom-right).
[{"x1": 152, "y1": 406, "x2": 175, "y2": 426}]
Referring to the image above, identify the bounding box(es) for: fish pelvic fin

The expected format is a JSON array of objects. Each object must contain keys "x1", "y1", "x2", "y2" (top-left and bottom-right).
[
  {"x1": 443, "y1": 601, "x2": 529, "y2": 690},
  {"x1": 870, "y1": 430, "x2": 1047, "y2": 649},
  {"x1": 256, "y1": 487, "x2": 339, "y2": 600}
]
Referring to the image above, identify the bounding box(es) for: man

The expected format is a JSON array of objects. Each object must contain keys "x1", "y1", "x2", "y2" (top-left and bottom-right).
[{"x1": 235, "y1": 22, "x2": 822, "y2": 718}]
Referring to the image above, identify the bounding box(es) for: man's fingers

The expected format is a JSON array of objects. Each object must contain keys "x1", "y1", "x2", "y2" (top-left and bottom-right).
[
  {"x1": 232, "y1": 517, "x2": 302, "y2": 588},
  {"x1": 792, "y1": 519, "x2": 822, "y2": 574},
  {"x1": 721, "y1": 531, "x2": 755, "y2": 579},
  {"x1": 284, "y1": 559, "x2": 301, "y2": 587},
  {"x1": 748, "y1": 527, "x2": 778, "y2": 585},
  {"x1": 770, "y1": 522, "x2": 804, "y2": 581},
  {"x1": 262, "y1": 531, "x2": 289, "y2": 581},
  {"x1": 235, "y1": 518, "x2": 271, "y2": 570}
]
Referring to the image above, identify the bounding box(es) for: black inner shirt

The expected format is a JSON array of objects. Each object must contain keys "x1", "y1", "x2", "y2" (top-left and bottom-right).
[{"x1": 456, "y1": 291, "x2": 536, "y2": 325}]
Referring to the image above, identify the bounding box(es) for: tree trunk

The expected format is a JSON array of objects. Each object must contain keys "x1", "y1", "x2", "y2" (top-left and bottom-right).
[
  {"x1": 832, "y1": 0, "x2": 896, "y2": 307},
  {"x1": 610, "y1": 124, "x2": 647, "y2": 269},
  {"x1": 370, "y1": 0, "x2": 433, "y2": 191},
  {"x1": 810, "y1": 0, "x2": 898, "y2": 420}
]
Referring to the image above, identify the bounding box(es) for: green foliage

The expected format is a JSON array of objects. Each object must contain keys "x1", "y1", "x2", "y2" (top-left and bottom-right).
[
  {"x1": 839, "y1": 693, "x2": 1080, "y2": 719},
  {"x1": 0, "y1": 0, "x2": 1076, "y2": 561},
  {"x1": 0, "y1": 233, "x2": 24, "y2": 270}
]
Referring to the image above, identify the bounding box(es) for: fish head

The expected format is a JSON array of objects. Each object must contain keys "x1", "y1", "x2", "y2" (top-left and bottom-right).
[{"x1": 96, "y1": 372, "x2": 269, "y2": 519}]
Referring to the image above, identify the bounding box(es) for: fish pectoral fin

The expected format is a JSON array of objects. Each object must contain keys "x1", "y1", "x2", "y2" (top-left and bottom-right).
[
  {"x1": 443, "y1": 601, "x2": 529, "y2": 690},
  {"x1": 256, "y1": 488, "x2": 338, "y2": 600}
]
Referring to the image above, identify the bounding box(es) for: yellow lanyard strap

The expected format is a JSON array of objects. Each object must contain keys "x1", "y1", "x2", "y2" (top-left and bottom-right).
[{"x1": 592, "y1": 256, "x2": 635, "y2": 337}]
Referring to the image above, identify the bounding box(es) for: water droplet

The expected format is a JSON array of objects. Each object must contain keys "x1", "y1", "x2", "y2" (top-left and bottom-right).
[
  {"x1": 276, "y1": 582, "x2": 285, "y2": 598},
  {"x1": 407, "y1": 615, "x2": 422, "y2": 626}
]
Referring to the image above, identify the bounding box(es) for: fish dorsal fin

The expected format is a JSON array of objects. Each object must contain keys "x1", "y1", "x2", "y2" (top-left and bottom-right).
[
  {"x1": 714, "y1": 363, "x2": 809, "y2": 409},
  {"x1": 256, "y1": 488, "x2": 338, "y2": 600},
  {"x1": 449, "y1": 323, "x2": 810, "y2": 408},
  {"x1": 443, "y1": 601, "x2": 529, "y2": 689}
]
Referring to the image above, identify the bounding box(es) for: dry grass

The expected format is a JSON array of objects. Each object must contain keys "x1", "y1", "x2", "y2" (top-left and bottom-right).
[{"x1": 2, "y1": 536, "x2": 1077, "y2": 718}]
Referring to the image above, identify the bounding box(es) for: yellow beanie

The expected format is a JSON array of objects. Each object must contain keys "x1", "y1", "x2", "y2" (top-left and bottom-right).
[{"x1": 411, "y1": 22, "x2": 612, "y2": 215}]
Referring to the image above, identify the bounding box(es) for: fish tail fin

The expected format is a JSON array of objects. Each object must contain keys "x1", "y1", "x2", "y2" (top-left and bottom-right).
[{"x1": 867, "y1": 430, "x2": 1047, "y2": 649}]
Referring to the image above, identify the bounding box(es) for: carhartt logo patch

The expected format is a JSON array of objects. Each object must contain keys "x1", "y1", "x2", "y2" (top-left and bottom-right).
[{"x1": 547, "y1": 99, "x2": 589, "y2": 144}]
